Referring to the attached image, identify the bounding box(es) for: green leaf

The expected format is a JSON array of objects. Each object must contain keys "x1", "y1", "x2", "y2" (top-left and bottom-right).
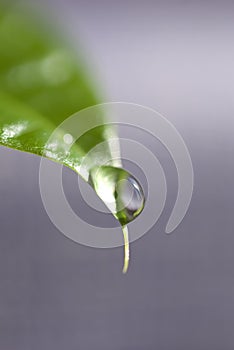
[
  {"x1": 0, "y1": 2, "x2": 106, "y2": 157},
  {"x1": 0, "y1": 2, "x2": 145, "y2": 272}
]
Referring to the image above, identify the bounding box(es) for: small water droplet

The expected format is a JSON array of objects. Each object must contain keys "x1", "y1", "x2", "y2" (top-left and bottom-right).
[{"x1": 63, "y1": 133, "x2": 73, "y2": 145}]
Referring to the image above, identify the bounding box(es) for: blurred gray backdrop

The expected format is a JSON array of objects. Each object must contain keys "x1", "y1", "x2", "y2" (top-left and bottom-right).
[{"x1": 0, "y1": 0, "x2": 234, "y2": 349}]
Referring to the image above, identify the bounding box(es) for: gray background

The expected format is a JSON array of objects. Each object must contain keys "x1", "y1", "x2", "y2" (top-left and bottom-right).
[{"x1": 0, "y1": 0, "x2": 234, "y2": 349}]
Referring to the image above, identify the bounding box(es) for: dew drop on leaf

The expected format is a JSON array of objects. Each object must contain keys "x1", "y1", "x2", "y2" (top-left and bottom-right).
[{"x1": 89, "y1": 166, "x2": 145, "y2": 273}]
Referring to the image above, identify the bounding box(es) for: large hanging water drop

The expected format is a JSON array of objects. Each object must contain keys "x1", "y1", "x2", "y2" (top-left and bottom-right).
[{"x1": 89, "y1": 165, "x2": 145, "y2": 273}]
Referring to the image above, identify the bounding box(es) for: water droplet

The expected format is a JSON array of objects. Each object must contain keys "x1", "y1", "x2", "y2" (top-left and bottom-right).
[
  {"x1": 115, "y1": 174, "x2": 145, "y2": 226},
  {"x1": 63, "y1": 133, "x2": 73, "y2": 145},
  {"x1": 89, "y1": 165, "x2": 145, "y2": 225},
  {"x1": 88, "y1": 165, "x2": 145, "y2": 274}
]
